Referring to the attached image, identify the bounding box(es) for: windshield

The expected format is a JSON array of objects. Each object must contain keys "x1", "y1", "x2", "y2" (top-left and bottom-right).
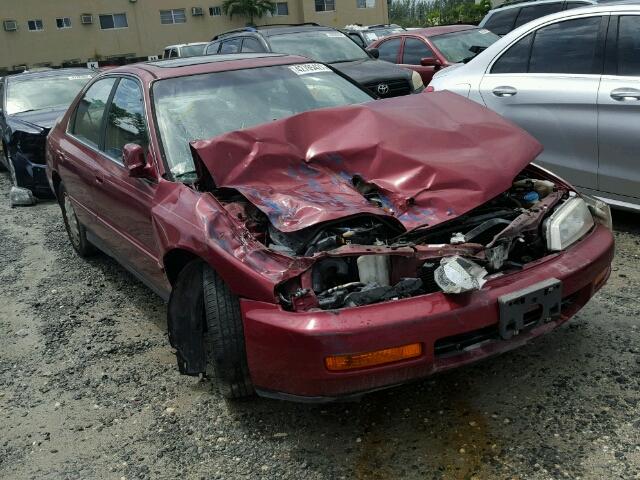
[
  {"x1": 6, "y1": 72, "x2": 95, "y2": 115},
  {"x1": 431, "y1": 28, "x2": 499, "y2": 63},
  {"x1": 153, "y1": 63, "x2": 374, "y2": 177},
  {"x1": 269, "y1": 31, "x2": 369, "y2": 64},
  {"x1": 180, "y1": 44, "x2": 206, "y2": 57}
]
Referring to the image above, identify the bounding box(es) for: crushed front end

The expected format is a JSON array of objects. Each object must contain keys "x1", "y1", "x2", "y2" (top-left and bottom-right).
[{"x1": 188, "y1": 93, "x2": 614, "y2": 400}]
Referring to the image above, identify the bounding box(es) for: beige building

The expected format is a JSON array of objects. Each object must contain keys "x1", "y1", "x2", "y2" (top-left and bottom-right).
[{"x1": 0, "y1": 0, "x2": 389, "y2": 72}]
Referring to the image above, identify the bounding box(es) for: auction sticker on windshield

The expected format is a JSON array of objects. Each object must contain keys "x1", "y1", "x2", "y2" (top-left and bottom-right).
[{"x1": 289, "y1": 63, "x2": 332, "y2": 75}]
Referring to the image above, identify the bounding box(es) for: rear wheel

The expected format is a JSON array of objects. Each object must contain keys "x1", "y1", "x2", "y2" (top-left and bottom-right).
[{"x1": 58, "y1": 183, "x2": 95, "y2": 257}]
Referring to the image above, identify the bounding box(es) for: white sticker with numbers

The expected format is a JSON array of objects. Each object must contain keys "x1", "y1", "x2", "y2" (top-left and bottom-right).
[{"x1": 288, "y1": 63, "x2": 332, "y2": 75}]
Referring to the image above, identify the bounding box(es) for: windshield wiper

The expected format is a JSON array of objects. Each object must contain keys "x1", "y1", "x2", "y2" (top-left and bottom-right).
[
  {"x1": 174, "y1": 170, "x2": 198, "y2": 181},
  {"x1": 331, "y1": 58, "x2": 365, "y2": 64}
]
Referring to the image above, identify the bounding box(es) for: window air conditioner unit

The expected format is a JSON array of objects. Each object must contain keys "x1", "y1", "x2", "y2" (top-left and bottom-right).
[
  {"x1": 192, "y1": 7, "x2": 204, "y2": 16},
  {"x1": 81, "y1": 14, "x2": 93, "y2": 24},
  {"x1": 3, "y1": 20, "x2": 18, "y2": 32}
]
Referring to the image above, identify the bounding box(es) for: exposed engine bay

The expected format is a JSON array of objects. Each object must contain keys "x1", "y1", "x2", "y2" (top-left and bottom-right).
[{"x1": 211, "y1": 166, "x2": 585, "y2": 312}]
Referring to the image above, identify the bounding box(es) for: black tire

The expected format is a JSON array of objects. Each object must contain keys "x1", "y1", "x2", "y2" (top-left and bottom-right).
[
  {"x1": 202, "y1": 264, "x2": 254, "y2": 399},
  {"x1": 58, "y1": 183, "x2": 96, "y2": 257},
  {"x1": 0, "y1": 143, "x2": 8, "y2": 173}
]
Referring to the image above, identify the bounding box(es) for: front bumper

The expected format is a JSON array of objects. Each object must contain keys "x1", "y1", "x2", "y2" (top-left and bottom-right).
[
  {"x1": 241, "y1": 225, "x2": 614, "y2": 401},
  {"x1": 12, "y1": 151, "x2": 53, "y2": 197}
]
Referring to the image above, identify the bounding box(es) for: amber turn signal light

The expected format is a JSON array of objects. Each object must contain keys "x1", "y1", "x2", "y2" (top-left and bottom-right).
[{"x1": 325, "y1": 343, "x2": 423, "y2": 371}]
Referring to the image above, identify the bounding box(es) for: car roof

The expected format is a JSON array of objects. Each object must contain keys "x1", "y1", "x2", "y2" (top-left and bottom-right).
[
  {"x1": 7, "y1": 67, "x2": 95, "y2": 82},
  {"x1": 406, "y1": 24, "x2": 480, "y2": 37},
  {"x1": 100, "y1": 53, "x2": 312, "y2": 80},
  {"x1": 484, "y1": 0, "x2": 636, "y2": 14},
  {"x1": 213, "y1": 23, "x2": 335, "y2": 40},
  {"x1": 165, "y1": 42, "x2": 209, "y2": 49},
  {"x1": 345, "y1": 23, "x2": 404, "y2": 31}
]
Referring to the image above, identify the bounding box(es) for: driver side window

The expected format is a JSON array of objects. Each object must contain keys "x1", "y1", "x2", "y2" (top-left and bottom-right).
[
  {"x1": 377, "y1": 38, "x2": 401, "y2": 63},
  {"x1": 71, "y1": 78, "x2": 117, "y2": 148},
  {"x1": 103, "y1": 78, "x2": 148, "y2": 162}
]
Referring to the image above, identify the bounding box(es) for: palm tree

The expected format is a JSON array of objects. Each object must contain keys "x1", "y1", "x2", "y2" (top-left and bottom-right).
[{"x1": 222, "y1": 0, "x2": 276, "y2": 26}]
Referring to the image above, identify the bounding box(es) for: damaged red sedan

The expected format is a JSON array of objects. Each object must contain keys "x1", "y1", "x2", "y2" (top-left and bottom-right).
[{"x1": 46, "y1": 54, "x2": 614, "y2": 401}]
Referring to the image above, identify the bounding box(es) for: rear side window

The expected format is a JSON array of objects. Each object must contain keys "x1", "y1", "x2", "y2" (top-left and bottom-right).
[
  {"x1": 491, "y1": 16, "x2": 602, "y2": 74},
  {"x1": 617, "y1": 15, "x2": 640, "y2": 76},
  {"x1": 220, "y1": 38, "x2": 241, "y2": 54},
  {"x1": 529, "y1": 16, "x2": 602, "y2": 74},
  {"x1": 483, "y1": 9, "x2": 519, "y2": 36},
  {"x1": 241, "y1": 37, "x2": 263, "y2": 53},
  {"x1": 104, "y1": 78, "x2": 148, "y2": 161},
  {"x1": 402, "y1": 38, "x2": 434, "y2": 65},
  {"x1": 514, "y1": 2, "x2": 563, "y2": 28},
  {"x1": 491, "y1": 33, "x2": 533, "y2": 73},
  {"x1": 377, "y1": 37, "x2": 401, "y2": 62},
  {"x1": 71, "y1": 78, "x2": 117, "y2": 148},
  {"x1": 205, "y1": 41, "x2": 220, "y2": 54}
]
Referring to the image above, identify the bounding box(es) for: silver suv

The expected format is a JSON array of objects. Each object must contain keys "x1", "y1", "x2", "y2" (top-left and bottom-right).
[
  {"x1": 430, "y1": 3, "x2": 640, "y2": 211},
  {"x1": 480, "y1": 0, "x2": 599, "y2": 35}
]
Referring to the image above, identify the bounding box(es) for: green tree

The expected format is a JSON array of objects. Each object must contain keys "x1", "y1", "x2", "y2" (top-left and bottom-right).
[{"x1": 222, "y1": 0, "x2": 276, "y2": 26}]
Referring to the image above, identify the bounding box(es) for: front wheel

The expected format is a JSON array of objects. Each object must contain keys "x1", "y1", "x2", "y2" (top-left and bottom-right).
[{"x1": 202, "y1": 265, "x2": 254, "y2": 399}]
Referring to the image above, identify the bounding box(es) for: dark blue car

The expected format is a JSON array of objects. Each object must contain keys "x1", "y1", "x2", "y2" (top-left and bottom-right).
[{"x1": 0, "y1": 68, "x2": 95, "y2": 197}]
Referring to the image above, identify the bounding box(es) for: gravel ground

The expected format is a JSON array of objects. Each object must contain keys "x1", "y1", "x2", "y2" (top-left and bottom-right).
[{"x1": 0, "y1": 172, "x2": 639, "y2": 480}]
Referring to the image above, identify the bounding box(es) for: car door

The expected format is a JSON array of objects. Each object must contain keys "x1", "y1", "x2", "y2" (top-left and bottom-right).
[
  {"x1": 62, "y1": 77, "x2": 118, "y2": 230},
  {"x1": 90, "y1": 76, "x2": 164, "y2": 288},
  {"x1": 478, "y1": 15, "x2": 606, "y2": 190},
  {"x1": 376, "y1": 37, "x2": 402, "y2": 63},
  {"x1": 597, "y1": 14, "x2": 640, "y2": 201},
  {"x1": 399, "y1": 37, "x2": 439, "y2": 84}
]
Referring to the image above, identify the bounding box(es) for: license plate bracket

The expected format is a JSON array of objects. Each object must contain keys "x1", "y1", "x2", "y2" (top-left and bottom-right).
[{"x1": 498, "y1": 278, "x2": 562, "y2": 340}]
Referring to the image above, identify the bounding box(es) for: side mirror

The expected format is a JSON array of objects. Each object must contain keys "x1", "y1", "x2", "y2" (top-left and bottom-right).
[
  {"x1": 122, "y1": 143, "x2": 155, "y2": 180},
  {"x1": 420, "y1": 57, "x2": 441, "y2": 67},
  {"x1": 366, "y1": 47, "x2": 380, "y2": 59}
]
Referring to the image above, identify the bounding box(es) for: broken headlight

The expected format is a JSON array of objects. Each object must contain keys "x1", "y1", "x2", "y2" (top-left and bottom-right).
[
  {"x1": 543, "y1": 197, "x2": 594, "y2": 251},
  {"x1": 582, "y1": 193, "x2": 613, "y2": 230}
]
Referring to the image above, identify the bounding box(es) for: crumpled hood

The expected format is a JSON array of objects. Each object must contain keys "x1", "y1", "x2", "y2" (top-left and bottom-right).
[{"x1": 192, "y1": 92, "x2": 542, "y2": 233}]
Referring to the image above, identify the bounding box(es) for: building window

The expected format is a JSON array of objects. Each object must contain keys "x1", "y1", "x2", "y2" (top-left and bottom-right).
[
  {"x1": 27, "y1": 19, "x2": 44, "y2": 31},
  {"x1": 274, "y1": 2, "x2": 289, "y2": 15},
  {"x1": 160, "y1": 9, "x2": 187, "y2": 24},
  {"x1": 356, "y1": 0, "x2": 376, "y2": 7},
  {"x1": 99, "y1": 13, "x2": 128, "y2": 30},
  {"x1": 315, "y1": 0, "x2": 335, "y2": 12},
  {"x1": 56, "y1": 17, "x2": 72, "y2": 29},
  {"x1": 209, "y1": 6, "x2": 222, "y2": 16}
]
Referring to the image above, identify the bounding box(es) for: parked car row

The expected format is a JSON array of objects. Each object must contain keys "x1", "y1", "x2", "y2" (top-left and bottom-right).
[
  {"x1": 205, "y1": 23, "x2": 424, "y2": 98},
  {"x1": 0, "y1": 9, "x2": 626, "y2": 401}
]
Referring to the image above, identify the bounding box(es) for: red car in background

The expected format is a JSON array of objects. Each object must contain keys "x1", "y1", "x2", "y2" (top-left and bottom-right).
[
  {"x1": 46, "y1": 54, "x2": 613, "y2": 402},
  {"x1": 370, "y1": 25, "x2": 500, "y2": 84}
]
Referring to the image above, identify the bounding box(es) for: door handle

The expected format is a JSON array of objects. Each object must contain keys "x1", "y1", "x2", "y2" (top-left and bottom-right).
[
  {"x1": 95, "y1": 176, "x2": 104, "y2": 185},
  {"x1": 492, "y1": 86, "x2": 517, "y2": 97},
  {"x1": 610, "y1": 88, "x2": 640, "y2": 101}
]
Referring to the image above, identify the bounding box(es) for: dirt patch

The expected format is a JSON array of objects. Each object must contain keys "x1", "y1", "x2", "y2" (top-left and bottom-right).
[{"x1": 0, "y1": 172, "x2": 639, "y2": 479}]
